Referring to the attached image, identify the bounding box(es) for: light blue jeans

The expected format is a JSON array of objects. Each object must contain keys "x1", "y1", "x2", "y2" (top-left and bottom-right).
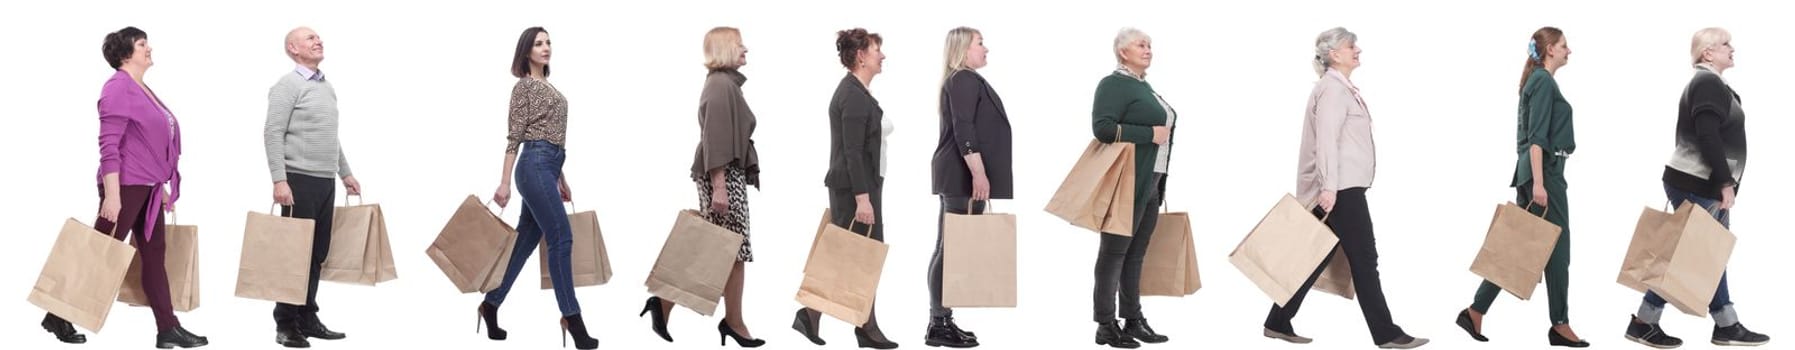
[{"x1": 483, "y1": 141, "x2": 581, "y2": 316}]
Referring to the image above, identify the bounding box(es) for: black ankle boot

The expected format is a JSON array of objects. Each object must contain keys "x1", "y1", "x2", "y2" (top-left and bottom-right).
[
  {"x1": 1095, "y1": 322, "x2": 1140, "y2": 349},
  {"x1": 925, "y1": 317, "x2": 978, "y2": 348},
  {"x1": 41, "y1": 313, "x2": 86, "y2": 344},
  {"x1": 478, "y1": 301, "x2": 506, "y2": 340},
  {"x1": 560, "y1": 314, "x2": 599, "y2": 349},
  {"x1": 156, "y1": 325, "x2": 209, "y2": 349},
  {"x1": 1124, "y1": 319, "x2": 1168, "y2": 343}
]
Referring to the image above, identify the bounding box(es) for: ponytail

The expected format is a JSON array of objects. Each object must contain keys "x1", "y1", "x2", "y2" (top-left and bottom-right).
[{"x1": 1519, "y1": 27, "x2": 1564, "y2": 94}]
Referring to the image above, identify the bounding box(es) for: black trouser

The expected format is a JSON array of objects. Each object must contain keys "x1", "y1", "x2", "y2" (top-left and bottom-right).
[
  {"x1": 822, "y1": 178, "x2": 883, "y2": 326},
  {"x1": 930, "y1": 195, "x2": 986, "y2": 317},
  {"x1": 274, "y1": 173, "x2": 335, "y2": 325},
  {"x1": 1263, "y1": 187, "x2": 1406, "y2": 345},
  {"x1": 1093, "y1": 173, "x2": 1165, "y2": 323}
]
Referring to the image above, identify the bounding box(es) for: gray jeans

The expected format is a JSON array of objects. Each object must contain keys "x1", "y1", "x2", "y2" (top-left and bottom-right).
[{"x1": 1092, "y1": 173, "x2": 1165, "y2": 323}]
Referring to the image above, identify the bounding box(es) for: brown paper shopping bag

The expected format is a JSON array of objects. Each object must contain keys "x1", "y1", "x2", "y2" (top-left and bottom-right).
[
  {"x1": 322, "y1": 196, "x2": 398, "y2": 285},
  {"x1": 1616, "y1": 202, "x2": 1736, "y2": 317},
  {"x1": 235, "y1": 207, "x2": 316, "y2": 304},
  {"x1": 541, "y1": 205, "x2": 613, "y2": 289},
  {"x1": 796, "y1": 209, "x2": 890, "y2": 326},
  {"x1": 1141, "y1": 211, "x2": 1202, "y2": 297},
  {"x1": 1045, "y1": 138, "x2": 1136, "y2": 235},
  {"x1": 942, "y1": 201, "x2": 1018, "y2": 307},
  {"x1": 120, "y1": 215, "x2": 200, "y2": 311},
  {"x1": 643, "y1": 210, "x2": 744, "y2": 316},
  {"x1": 28, "y1": 219, "x2": 137, "y2": 333},
  {"x1": 1230, "y1": 194, "x2": 1339, "y2": 306},
  {"x1": 1468, "y1": 202, "x2": 1562, "y2": 300},
  {"x1": 426, "y1": 195, "x2": 519, "y2": 293},
  {"x1": 1313, "y1": 246, "x2": 1356, "y2": 299}
]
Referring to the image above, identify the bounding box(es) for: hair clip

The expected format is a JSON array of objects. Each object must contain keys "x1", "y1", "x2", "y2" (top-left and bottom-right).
[{"x1": 1528, "y1": 39, "x2": 1541, "y2": 61}]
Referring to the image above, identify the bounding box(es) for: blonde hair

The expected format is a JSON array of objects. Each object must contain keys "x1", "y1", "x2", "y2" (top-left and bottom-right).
[
  {"x1": 1690, "y1": 27, "x2": 1731, "y2": 67},
  {"x1": 1313, "y1": 27, "x2": 1357, "y2": 77},
  {"x1": 941, "y1": 27, "x2": 981, "y2": 84},
  {"x1": 1113, "y1": 27, "x2": 1150, "y2": 65},
  {"x1": 703, "y1": 27, "x2": 745, "y2": 70}
]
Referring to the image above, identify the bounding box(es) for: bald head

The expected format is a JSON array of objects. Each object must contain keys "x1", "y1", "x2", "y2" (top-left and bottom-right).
[{"x1": 285, "y1": 27, "x2": 325, "y2": 66}]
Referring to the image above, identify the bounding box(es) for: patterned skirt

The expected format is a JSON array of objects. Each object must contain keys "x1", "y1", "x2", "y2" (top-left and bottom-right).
[{"x1": 695, "y1": 166, "x2": 752, "y2": 262}]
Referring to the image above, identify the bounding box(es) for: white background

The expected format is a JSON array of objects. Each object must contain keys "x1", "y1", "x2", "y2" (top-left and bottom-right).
[{"x1": 2, "y1": 0, "x2": 1789, "y2": 349}]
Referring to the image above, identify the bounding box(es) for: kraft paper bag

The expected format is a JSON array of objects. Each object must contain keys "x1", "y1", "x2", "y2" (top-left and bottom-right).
[
  {"x1": 322, "y1": 198, "x2": 398, "y2": 285},
  {"x1": 1313, "y1": 246, "x2": 1356, "y2": 300},
  {"x1": 426, "y1": 195, "x2": 519, "y2": 294},
  {"x1": 541, "y1": 208, "x2": 613, "y2": 289},
  {"x1": 1045, "y1": 139, "x2": 1136, "y2": 235},
  {"x1": 120, "y1": 219, "x2": 200, "y2": 311},
  {"x1": 1468, "y1": 202, "x2": 1562, "y2": 300},
  {"x1": 1141, "y1": 211, "x2": 1202, "y2": 297},
  {"x1": 28, "y1": 219, "x2": 137, "y2": 333},
  {"x1": 644, "y1": 210, "x2": 745, "y2": 316},
  {"x1": 941, "y1": 202, "x2": 1018, "y2": 307},
  {"x1": 235, "y1": 209, "x2": 316, "y2": 305},
  {"x1": 1230, "y1": 194, "x2": 1339, "y2": 306},
  {"x1": 796, "y1": 209, "x2": 890, "y2": 326},
  {"x1": 1616, "y1": 202, "x2": 1736, "y2": 317}
]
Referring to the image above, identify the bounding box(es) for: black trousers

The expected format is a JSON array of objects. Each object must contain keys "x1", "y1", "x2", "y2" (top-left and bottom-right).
[
  {"x1": 274, "y1": 173, "x2": 335, "y2": 324},
  {"x1": 821, "y1": 178, "x2": 883, "y2": 327},
  {"x1": 1092, "y1": 173, "x2": 1165, "y2": 323},
  {"x1": 1263, "y1": 187, "x2": 1406, "y2": 345}
]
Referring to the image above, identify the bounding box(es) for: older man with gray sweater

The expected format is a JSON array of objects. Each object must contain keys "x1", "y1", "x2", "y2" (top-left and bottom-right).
[{"x1": 264, "y1": 26, "x2": 361, "y2": 349}]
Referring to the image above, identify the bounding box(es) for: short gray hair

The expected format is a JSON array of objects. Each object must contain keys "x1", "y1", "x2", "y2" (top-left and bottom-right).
[
  {"x1": 1114, "y1": 27, "x2": 1150, "y2": 64},
  {"x1": 1313, "y1": 27, "x2": 1357, "y2": 77}
]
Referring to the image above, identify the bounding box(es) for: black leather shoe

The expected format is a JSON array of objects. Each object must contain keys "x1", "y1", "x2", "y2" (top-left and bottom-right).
[
  {"x1": 1712, "y1": 322, "x2": 1770, "y2": 346},
  {"x1": 41, "y1": 313, "x2": 86, "y2": 344},
  {"x1": 924, "y1": 317, "x2": 978, "y2": 348},
  {"x1": 1625, "y1": 316, "x2": 1682, "y2": 349},
  {"x1": 276, "y1": 326, "x2": 311, "y2": 348},
  {"x1": 719, "y1": 319, "x2": 767, "y2": 347},
  {"x1": 1123, "y1": 319, "x2": 1168, "y2": 344},
  {"x1": 1095, "y1": 322, "x2": 1140, "y2": 349},
  {"x1": 156, "y1": 326, "x2": 210, "y2": 349},
  {"x1": 1548, "y1": 327, "x2": 1591, "y2": 348},
  {"x1": 1457, "y1": 309, "x2": 1488, "y2": 342},
  {"x1": 640, "y1": 296, "x2": 672, "y2": 342},
  {"x1": 855, "y1": 327, "x2": 899, "y2": 349},
  {"x1": 791, "y1": 308, "x2": 826, "y2": 345},
  {"x1": 298, "y1": 312, "x2": 346, "y2": 340}
]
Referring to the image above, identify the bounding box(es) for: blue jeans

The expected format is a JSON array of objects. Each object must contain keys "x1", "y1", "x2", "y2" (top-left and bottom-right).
[
  {"x1": 1639, "y1": 183, "x2": 1734, "y2": 325},
  {"x1": 484, "y1": 141, "x2": 582, "y2": 316}
]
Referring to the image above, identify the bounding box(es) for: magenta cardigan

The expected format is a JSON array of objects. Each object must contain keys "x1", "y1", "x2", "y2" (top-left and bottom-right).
[{"x1": 97, "y1": 70, "x2": 181, "y2": 238}]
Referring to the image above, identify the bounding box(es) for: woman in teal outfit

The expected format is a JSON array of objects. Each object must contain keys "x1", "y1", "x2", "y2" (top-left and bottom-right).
[{"x1": 1454, "y1": 26, "x2": 1590, "y2": 348}]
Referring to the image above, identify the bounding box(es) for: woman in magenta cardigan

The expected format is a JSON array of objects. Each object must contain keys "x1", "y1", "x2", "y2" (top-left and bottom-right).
[{"x1": 39, "y1": 27, "x2": 208, "y2": 349}]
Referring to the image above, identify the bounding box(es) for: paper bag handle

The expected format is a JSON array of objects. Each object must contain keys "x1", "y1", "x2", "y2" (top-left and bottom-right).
[
  {"x1": 964, "y1": 199, "x2": 995, "y2": 215},
  {"x1": 347, "y1": 194, "x2": 364, "y2": 206},
  {"x1": 1522, "y1": 200, "x2": 1551, "y2": 218}
]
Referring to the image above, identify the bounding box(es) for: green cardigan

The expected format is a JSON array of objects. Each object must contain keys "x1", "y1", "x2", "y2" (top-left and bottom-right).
[
  {"x1": 1091, "y1": 70, "x2": 1172, "y2": 218},
  {"x1": 1511, "y1": 67, "x2": 1576, "y2": 188}
]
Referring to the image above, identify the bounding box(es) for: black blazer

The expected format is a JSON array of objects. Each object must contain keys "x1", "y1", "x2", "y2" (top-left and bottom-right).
[
  {"x1": 825, "y1": 73, "x2": 882, "y2": 194},
  {"x1": 931, "y1": 70, "x2": 1014, "y2": 199}
]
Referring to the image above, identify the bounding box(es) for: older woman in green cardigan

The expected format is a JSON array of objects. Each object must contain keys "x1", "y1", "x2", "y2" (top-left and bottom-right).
[{"x1": 1088, "y1": 27, "x2": 1173, "y2": 349}]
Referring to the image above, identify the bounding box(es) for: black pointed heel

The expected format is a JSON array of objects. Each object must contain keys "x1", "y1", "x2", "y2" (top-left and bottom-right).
[
  {"x1": 719, "y1": 320, "x2": 766, "y2": 347},
  {"x1": 641, "y1": 296, "x2": 673, "y2": 342}
]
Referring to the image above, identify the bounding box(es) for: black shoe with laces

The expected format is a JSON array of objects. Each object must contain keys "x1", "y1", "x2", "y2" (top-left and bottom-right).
[
  {"x1": 156, "y1": 325, "x2": 210, "y2": 349},
  {"x1": 298, "y1": 312, "x2": 346, "y2": 340},
  {"x1": 924, "y1": 317, "x2": 977, "y2": 348},
  {"x1": 1123, "y1": 319, "x2": 1168, "y2": 344},
  {"x1": 1625, "y1": 316, "x2": 1682, "y2": 349},
  {"x1": 41, "y1": 313, "x2": 86, "y2": 344},
  {"x1": 1095, "y1": 322, "x2": 1140, "y2": 349},
  {"x1": 1712, "y1": 322, "x2": 1770, "y2": 346}
]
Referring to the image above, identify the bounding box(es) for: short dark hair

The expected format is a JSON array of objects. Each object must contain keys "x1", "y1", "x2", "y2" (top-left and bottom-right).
[
  {"x1": 512, "y1": 27, "x2": 550, "y2": 78},
  {"x1": 835, "y1": 28, "x2": 883, "y2": 69},
  {"x1": 103, "y1": 26, "x2": 148, "y2": 69}
]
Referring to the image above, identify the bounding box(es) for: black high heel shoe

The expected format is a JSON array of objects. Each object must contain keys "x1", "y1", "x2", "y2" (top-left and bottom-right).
[
  {"x1": 560, "y1": 314, "x2": 599, "y2": 349},
  {"x1": 41, "y1": 313, "x2": 86, "y2": 344},
  {"x1": 1548, "y1": 327, "x2": 1591, "y2": 348},
  {"x1": 719, "y1": 320, "x2": 766, "y2": 347},
  {"x1": 478, "y1": 301, "x2": 506, "y2": 340},
  {"x1": 791, "y1": 308, "x2": 825, "y2": 345},
  {"x1": 640, "y1": 296, "x2": 672, "y2": 342},
  {"x1": 855, "y1": 327, "x2": 899, "y2": 349},
  {"x1": 1456, "y1": 309, "x2": 1487, "y2": 342}
]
